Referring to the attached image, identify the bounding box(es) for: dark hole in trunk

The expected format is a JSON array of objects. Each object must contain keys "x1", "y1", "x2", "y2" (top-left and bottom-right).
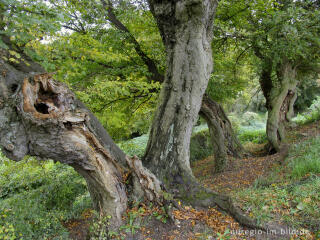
[
  {"x1": 10, "y1": 84, "x2": 18, "y2": 93},
  {"x1": 130, "y1": 132, "x2": 142, "y2": 138},
  {"x1": 34, "y1": 103, "x2": 49, "y2": 114},
  {"x1": 38, "y1": 86, "x2": 60, "y2": 108},
  {"x1": 63, "y1": 121, "x2": 73, "y2": 130}
]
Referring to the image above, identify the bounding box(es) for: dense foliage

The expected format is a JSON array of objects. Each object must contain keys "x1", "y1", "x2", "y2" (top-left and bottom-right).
[
  {"x1": 0, "y1": 155, "x2": 90, "y2": 239},
  {"x1": 0, "y1": 0, "x2": 319, "y2": 239}
]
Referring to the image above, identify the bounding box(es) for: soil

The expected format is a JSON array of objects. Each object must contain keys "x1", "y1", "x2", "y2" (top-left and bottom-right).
[{"x1": 65, "y1": 120, "x2": 320, "y2": 240}]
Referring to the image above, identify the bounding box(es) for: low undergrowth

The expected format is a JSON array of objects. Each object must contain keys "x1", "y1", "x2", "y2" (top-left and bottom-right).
[
  {"x1": 234, "y1": 135, "x2": 320, "y2": 238},
  {"x1": 119, "y1": 111, "x2": 268, "y2": 164},
  {"x1": 0, "y1": 155, "x2": 91, "y2": 240},
  {"x1": 238, "y1": 129, "x2": 267, "y2": 144},
  {"x1": 293, "y1": 96, "x2": 320, "y2": 124},
  {"x1": 1, "y1": 109, "x2": 319, "y2": 239},
  {"x1": 287, "y1": 136, "x2": 320, "y2": 179},
  {"x1": 119, "y1": 126, "x2": 214, "y2": 163}
]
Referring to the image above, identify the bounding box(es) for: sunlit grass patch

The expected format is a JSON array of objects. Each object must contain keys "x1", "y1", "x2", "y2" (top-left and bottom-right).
[
  {"x1": 293, "y1": 96, "x2": 320, "y2": 125},
  {"x1": 287, "y1": 136, "x2": 320, "y2": 179},
  {"x1": 234, "y1": 134, "x2": 320, "y2": 235}
]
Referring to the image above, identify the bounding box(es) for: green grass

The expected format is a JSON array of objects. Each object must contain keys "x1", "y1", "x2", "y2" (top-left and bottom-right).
[
  {"x1": 119, "y1": 127, "x2": 214, "y2": 162},
  {"x1": 287, "y1": 136, "x2": 320, "y2": 179},
  {"x1": 235, "y1": 178, "x2": 320, "y2": 233},
  {"x1": 234, "y1": 134, "x2": 320, "y2": 235},
  {"x1": 293, "y1": 96, "x2": 320, "y2": 125},
  {"x1": 238, "y1": 129, "x2": 267, "y2": 144},
  {"x1": 118, "y1": 134, "x2": 148, "y2": 158}
]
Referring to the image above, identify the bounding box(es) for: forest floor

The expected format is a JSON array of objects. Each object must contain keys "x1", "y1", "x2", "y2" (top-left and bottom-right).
[
  {"x1": 193, "y1": 120, "x2": 320, "y2": 195},
  {"x1": 66, "y1": 121, "x2": 320, "y2": 240}
]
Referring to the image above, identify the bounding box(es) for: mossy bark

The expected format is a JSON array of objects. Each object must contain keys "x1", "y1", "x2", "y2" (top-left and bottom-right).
[
  {"x1": 260, "y1": 60, "x2": 298, "y2": 152},
  {"x1": 105, "y1": 2, "x2": 242, "y2": 173}
]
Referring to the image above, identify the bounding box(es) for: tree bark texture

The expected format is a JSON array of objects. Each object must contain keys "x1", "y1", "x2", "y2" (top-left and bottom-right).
[
  {"x1": 103, "y1": 2, "x2": 242, "y2": 173},
  {"x1": 143, "y1": 0, "x2": 218, "y2": 186},
  {"x1": 0, "y1": 45, "x2": 165, "y2": 228},
  {"x1": 200, "y1": 94, "x2": 243, "y2": 173},
  {"x1": 0, "y1": 38, "x2": 275, "y2": 234},
  {"x1": 260, "y1": 60, "x2": 298, "y2": 152}
]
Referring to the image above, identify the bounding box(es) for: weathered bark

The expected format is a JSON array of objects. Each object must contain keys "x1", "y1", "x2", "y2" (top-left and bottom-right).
[
  {"x1": 0, "y1": 45, "x2": 167, "y2": 228},
  {"x1": 140, "y1": 3, "x2": 266, "y2": 230},
  {"x1": 200, "y1": 94, "x2": 243, "y2": 173},
  {"x1": 285, "y1": 90, "x2": 297, "y2": 123},
  {"x1": 100, "y1": 2, "x2": 242, "y2": 173},
  {"x1": 0, "y1": 49, "x2": 269, "y2": 233},
  {"x1": 0, "y1": 40, "x2": 279, "y2": 237},
  {"x1": 143, "y1": 0, "x2": 217, "y2": 186},
  {"x1": 260, "y1": 60, "x2": 298, "y2": 152}
]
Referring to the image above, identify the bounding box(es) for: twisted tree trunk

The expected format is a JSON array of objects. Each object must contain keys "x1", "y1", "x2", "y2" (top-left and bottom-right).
[
  {"x1": 103, "y1": 1, "x2": 242, "y2": 173},
  {"x1": 143, "y1": 0, "x2": 217, "y2": 186},
  {"x1": 0, "y1": 44, "x2": 166, "y2": 228},
  {"x1": 200, "y1": 94, "x2": 243, "y2": 173},
  {"x1": 0, "y1": 1, "x2": 271, "y2": 231},
  {"x1": 260, "y1": 60, "x2": 298, "y2": 152},
  {"x1": 0, "y1": 43, "x2": 270, "y2": 232}
]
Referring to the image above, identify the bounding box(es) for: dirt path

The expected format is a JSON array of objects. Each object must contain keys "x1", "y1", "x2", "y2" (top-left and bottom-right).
[
  {"x1": 192, "y1": 121, "x2": 320, "y2": 195},
  {"x1": 67, "y1": 121, "x2": 320, "y2": 240}
]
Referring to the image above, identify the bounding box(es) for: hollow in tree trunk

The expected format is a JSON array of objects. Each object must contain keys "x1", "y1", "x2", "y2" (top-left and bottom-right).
[
  {"x1": 0, "y1": 5, "x2": 275, "y2": 231},
  {"x1": 260, "y1": 60, "x2": 298, "y2": 152},
  {"x1": 0, "y1": 45, "x2": 167, "y2": 229}
]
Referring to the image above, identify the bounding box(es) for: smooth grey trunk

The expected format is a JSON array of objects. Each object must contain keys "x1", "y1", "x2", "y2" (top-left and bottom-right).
[
  {"x1": 143, "y1": 0, "x2": 218, "y2": 186},
  {"x1": 200, "y1": 94, "x2": 243, "y2": 173}
]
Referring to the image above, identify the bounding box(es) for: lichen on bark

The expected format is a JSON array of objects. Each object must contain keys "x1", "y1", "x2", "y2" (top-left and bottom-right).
[{"x1": 144, "y1": 0, "x2": 218, "y2": 187}]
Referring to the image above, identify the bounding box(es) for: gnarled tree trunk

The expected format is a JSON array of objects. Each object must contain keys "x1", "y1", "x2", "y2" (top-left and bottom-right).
[
  {"x1": 260, "y1": 60, "x2": 298, "y2": 152},
  {"x1": 0, "y1": 37, "x2": 278, "y2": 236},
  {"x1": 102, "y1": 2, "x2": 242, "y2": 174},
  {"x1": 0, "y1": 45, "x2": 269, "y2": 233},
  {"x1": 0, "y1": 43, "x2": 166, "y2": 228},
  {"x1": 143, "y1": 0, "x2": 218, "y2": 187},
  {"x1": 138, "y1": 2, "x2": 268, "y2": 223},
  {"x1": 200, "y1": 94, "x2": 243, "y2": 173}
]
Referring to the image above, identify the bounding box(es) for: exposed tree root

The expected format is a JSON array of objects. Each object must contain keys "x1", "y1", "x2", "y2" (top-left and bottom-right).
[
  {"x1": 170, "y1": 177, "x2": 281, "y2": 232},
  {"x1": 195, "y1": 189, "x2": 266, "y2": 230}
]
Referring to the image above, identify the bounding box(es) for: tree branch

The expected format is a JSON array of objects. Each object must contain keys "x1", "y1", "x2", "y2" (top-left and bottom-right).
[{"x1": 101, "y1": 0, "x2": 164, "y2": 83}]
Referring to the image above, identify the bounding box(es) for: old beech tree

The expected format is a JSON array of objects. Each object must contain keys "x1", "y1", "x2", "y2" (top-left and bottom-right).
[
  {"x1": 98, "y1": 0, "x2": 243, "y2": 173},
  {"x1": 248, "y1": 0, "x2": 320, "y2": 152},
  {"x1": 0, "y1": 0, "x2": 264, "y2": 230}
]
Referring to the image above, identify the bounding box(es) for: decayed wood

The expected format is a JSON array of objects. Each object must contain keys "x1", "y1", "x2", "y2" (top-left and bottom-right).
[
  {"x1": 0, "y1": 57, "x2": 169, "y2": 227},
  {"x1": 265, "y1": 61, "x2": 298, "y2": 152}
]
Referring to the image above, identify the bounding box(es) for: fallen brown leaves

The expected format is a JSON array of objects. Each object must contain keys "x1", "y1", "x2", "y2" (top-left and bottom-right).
[{"x1": 173, "y1": 206, "x2": 241, "y2": 238}]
